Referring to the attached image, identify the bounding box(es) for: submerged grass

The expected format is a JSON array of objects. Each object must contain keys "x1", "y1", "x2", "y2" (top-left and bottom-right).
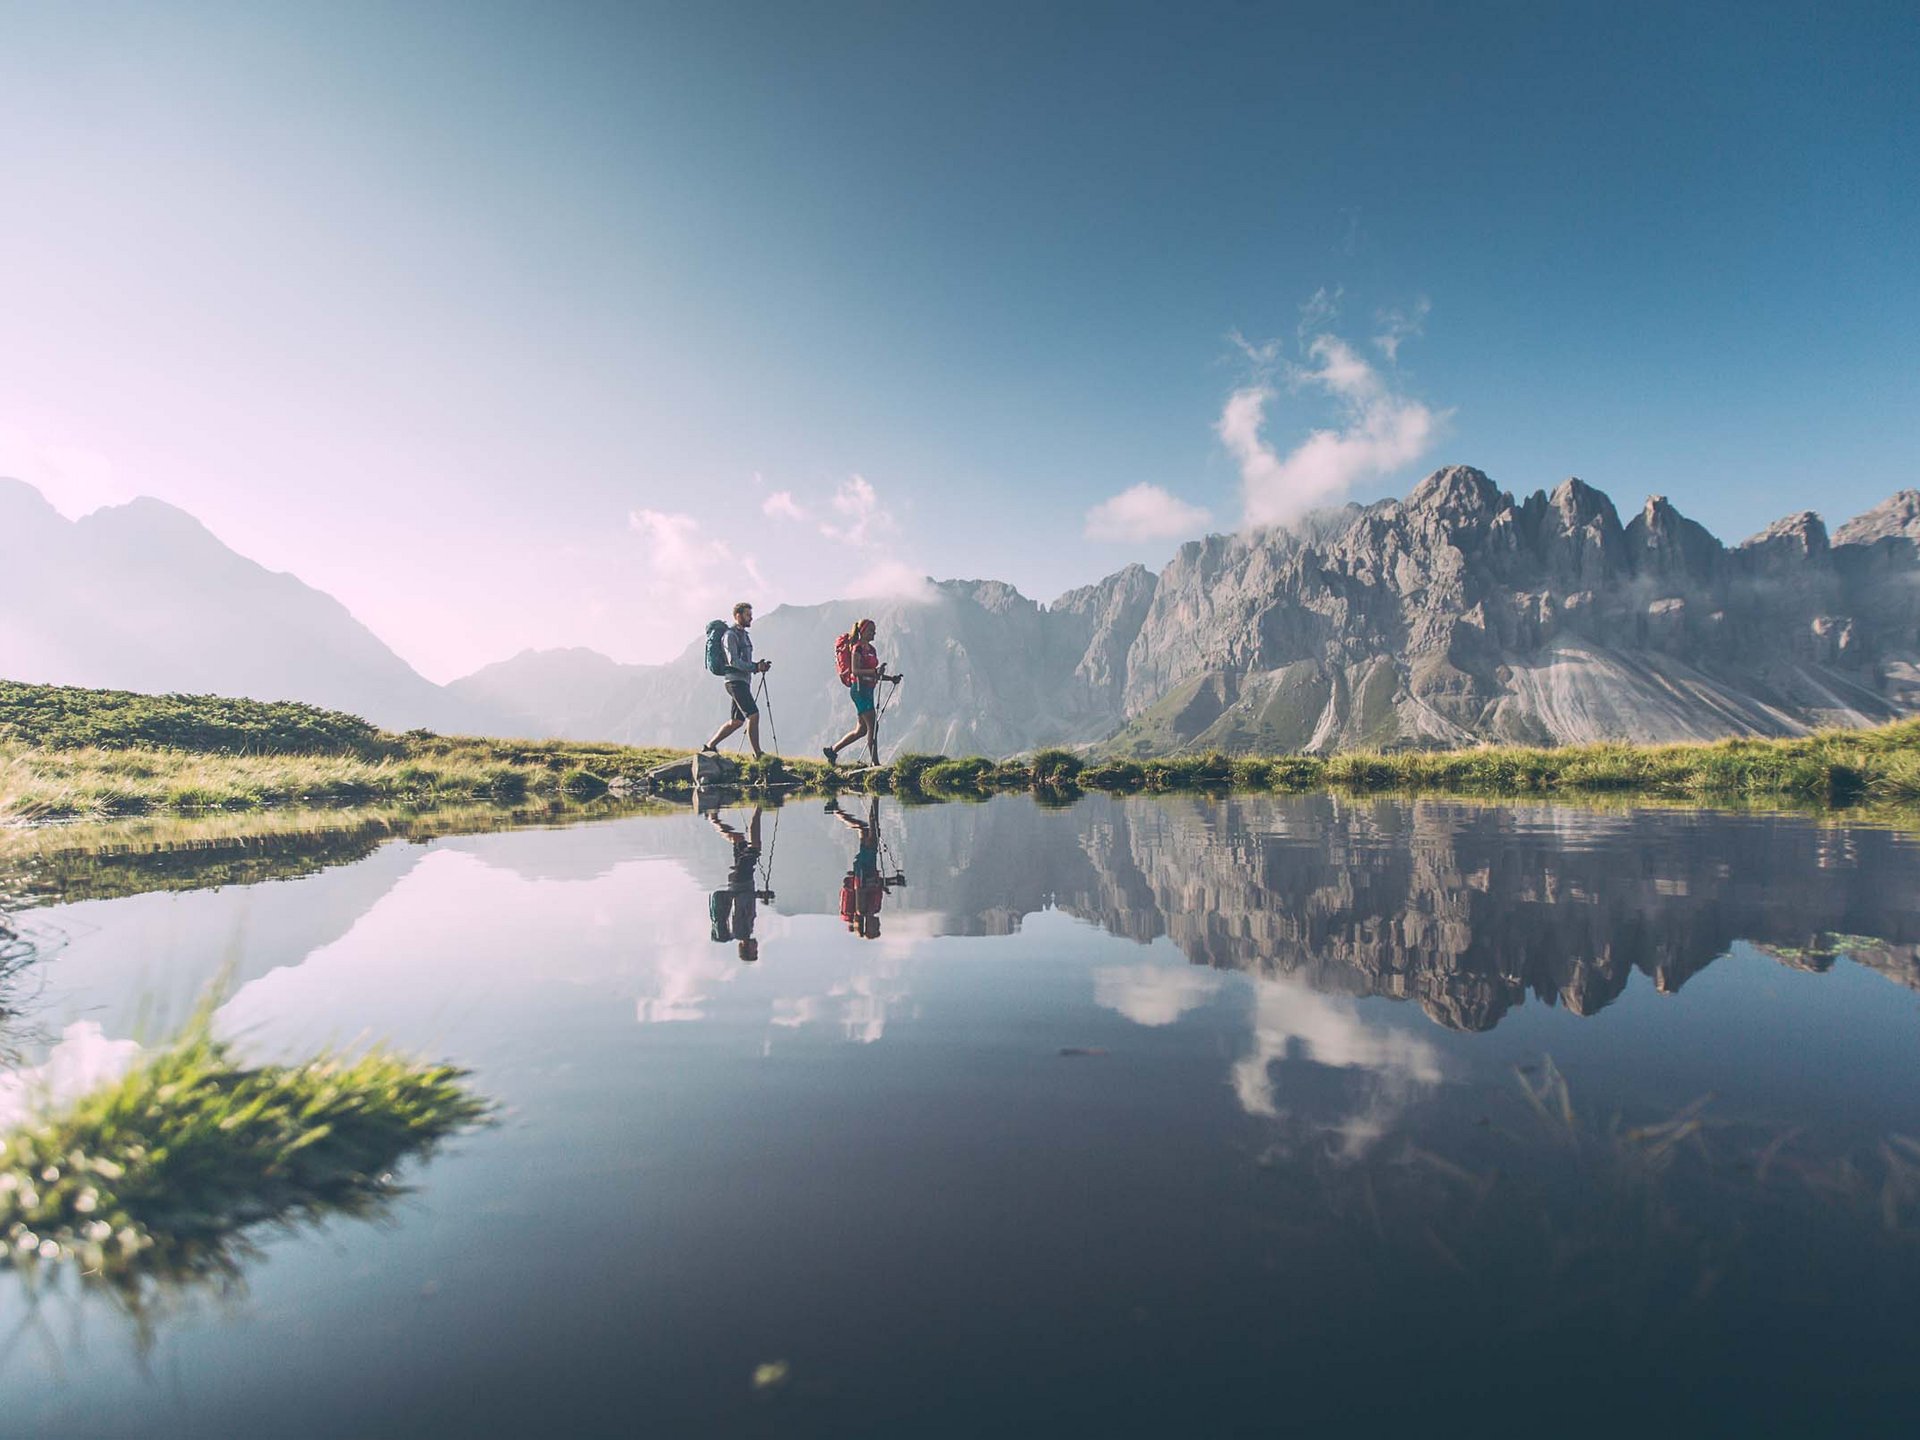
[{"x1": 0, "y1": 1019, "x2": 489, "y2": 1297}]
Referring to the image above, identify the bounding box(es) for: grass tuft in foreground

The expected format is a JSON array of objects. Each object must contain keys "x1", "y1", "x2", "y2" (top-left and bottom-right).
[{"x1": 0, "y1": 1021, "x2": 489, "y2": 1296}]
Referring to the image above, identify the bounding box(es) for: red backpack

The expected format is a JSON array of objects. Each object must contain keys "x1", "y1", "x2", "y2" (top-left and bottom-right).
[{"x1": 834, "y1": 633, "x2": 856, "y2": 687}]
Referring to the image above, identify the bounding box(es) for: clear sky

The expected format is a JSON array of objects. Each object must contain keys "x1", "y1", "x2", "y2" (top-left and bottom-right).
[{"x1": 1, "y1": 1, "x2": 1913, "y2": 680}]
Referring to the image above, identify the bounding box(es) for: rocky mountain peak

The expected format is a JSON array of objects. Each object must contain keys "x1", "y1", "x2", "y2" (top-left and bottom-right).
[
  {"x1": 1624, "y1": 494, "x2": 1723, "y2": 581},
  {"x1": 1406, "y1": 465, "x2": 1503, "y2": 521},
  {"x1": 1547, "y1": 476, "x2": 1621, "y2": 530},
  {"x1": 1834, "y1": 490, "x2": 1920, "y2": 547},
  {"x1": 1740, "y1": 510, "x2": 1829, "y2": 560}
]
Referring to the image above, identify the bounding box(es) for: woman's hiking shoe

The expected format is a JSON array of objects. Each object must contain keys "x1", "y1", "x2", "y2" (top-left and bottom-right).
[
  {"x1": 698, "y1": 743, "x2": 718, "y2": 755},
  {"x1": 822, "y1": 746, "x2": 838, "y2": 768}
]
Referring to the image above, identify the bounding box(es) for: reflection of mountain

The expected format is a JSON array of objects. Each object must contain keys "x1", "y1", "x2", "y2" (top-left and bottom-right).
[
  {"x1": 871, "y1": 795, "x2": 1920, "y2": 1031},
  {"x1": 21, "y1": 794, "x2": 1920, "y2": 1040}
]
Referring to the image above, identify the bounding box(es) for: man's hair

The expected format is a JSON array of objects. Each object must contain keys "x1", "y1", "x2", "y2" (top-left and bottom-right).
[{"x1": 732, "y1": 601, "x2": 753, "y2": 620}]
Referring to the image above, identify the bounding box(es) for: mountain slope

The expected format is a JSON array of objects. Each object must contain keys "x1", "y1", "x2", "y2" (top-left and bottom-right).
[
  {"x1": 0, "y1": 479, "x2": 504, "y2": 734},
  {"x1": 449, "y1": 569, "x2": 1159, "y2": 755}
]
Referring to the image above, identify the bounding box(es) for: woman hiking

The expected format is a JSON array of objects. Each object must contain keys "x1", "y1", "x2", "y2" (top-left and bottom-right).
[{"x1": 822, "y1": 617, "x2": 900, "y2": 769}]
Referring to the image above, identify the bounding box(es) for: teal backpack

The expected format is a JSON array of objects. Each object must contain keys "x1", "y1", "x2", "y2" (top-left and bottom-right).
[{"x1": 703, "y1": 620, "x2": 730, "y2": 676}]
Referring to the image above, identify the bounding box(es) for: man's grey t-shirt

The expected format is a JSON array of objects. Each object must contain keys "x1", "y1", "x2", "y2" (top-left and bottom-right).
[{"x1": 722, "y1": 624, "x2": 754, "y2": 677}]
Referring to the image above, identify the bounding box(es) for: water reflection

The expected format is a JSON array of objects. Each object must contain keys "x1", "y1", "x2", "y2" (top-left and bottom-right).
[
  {"x1": 705, "y1": 807, "x2": 771, "y2": 963},
  {"x1": 6, "y1": 793, "x2": 1920, "y2": 1431},
  {"x1": 889, "y1": 794, "x2": 1920, "y2": 1028},
  {"x1": 827, "y1": 796, "x2": 906, "y2": 940},
  {"x1": 15, "y1": 794, "x2": 1920, "y2": 1044}
]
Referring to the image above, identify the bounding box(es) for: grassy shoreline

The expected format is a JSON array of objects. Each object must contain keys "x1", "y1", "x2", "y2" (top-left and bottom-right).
[{"x1": 4, "y1": 680, "x2": 1919, "y2": 819}]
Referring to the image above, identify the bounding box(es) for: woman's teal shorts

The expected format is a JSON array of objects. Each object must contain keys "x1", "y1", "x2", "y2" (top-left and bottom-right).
[{"x1": 850, "y1": 683, "x2": 876, "y2": 715}]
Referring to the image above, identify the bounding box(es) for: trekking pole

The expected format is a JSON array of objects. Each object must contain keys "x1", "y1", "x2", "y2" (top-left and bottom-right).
[
  {"x1": 877, "y1": 676, "x2": 906, "y2": 767},
  {"x1": 757, "y1": 673, "x2": 780, "y2": 758}
]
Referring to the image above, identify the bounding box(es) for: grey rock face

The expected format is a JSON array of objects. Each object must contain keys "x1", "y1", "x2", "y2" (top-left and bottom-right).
[{"x1": 1106, "y1": 467, "x2": 1920, "y2": 753}]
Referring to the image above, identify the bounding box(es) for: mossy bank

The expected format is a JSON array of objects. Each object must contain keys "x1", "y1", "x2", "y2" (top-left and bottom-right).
[{"x1": 6, "y1": 679, "x2": 1920, "y2": 820}]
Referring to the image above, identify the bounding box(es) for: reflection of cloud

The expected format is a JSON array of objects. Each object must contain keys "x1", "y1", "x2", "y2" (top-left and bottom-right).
[
  {"x1": 1093, "y1": 964, "x2": 1222, "y2": 1026},
  {"x1": 830, "y1": 965, "x2": 907, "y2": 1044},
  {"x1": 769, "y1": 995, "x2": 822, "y2": 1029},
  {"x1": 1231, "y1": 976, "x2": 1443, "y2": 1157},
  {"x1": 767, "y1": 912, "x2": 938, "y2": 1044},
  {"x1": 0, "y1": 1021, "x2": 141, "y2": 1128},
  {"x1": 635, "y1": 952, "x2": 735, "y2": 1023}
]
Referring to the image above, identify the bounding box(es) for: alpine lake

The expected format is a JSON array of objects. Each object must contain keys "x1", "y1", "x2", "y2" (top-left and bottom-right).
[{"x1": 4, "y1": 788, "x2": 1919, "y2": 1437}]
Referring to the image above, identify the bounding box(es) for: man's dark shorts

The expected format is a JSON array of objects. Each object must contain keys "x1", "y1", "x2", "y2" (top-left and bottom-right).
[{"x1": 725, "y1": 678, "x2": 759, "y2": 720}]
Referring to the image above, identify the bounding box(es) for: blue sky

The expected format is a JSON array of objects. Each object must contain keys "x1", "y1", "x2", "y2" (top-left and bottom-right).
[{"x1": 0, "y1": 1, "x2": 1913, "y2": 677}]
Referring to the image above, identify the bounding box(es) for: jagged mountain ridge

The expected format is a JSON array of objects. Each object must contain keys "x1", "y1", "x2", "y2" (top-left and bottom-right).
[
  {"x1": 1107, "y1": 467, "x2": 1920, "y2": 753},
  {"x1": 462, "y1": 469, "x2": 1920, "y2": 754}
]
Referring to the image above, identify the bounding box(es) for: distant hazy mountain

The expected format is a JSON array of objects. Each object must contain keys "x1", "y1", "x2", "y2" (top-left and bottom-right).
[
  {"x1": 0, "y1": 478, "x2": 503, "y2": 734},
  {"x1": 454, "y1": 468, "x2": 1920, "y2": 756},
  {"x1": 450, "y1": 568, "x2": 1158, "y2": 755}
]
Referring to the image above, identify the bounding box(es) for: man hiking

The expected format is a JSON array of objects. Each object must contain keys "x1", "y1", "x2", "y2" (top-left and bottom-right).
[
  {"x1": 702, "y1": 601, "x2": 772, "y2": 758},
  {"x1": 823, "y1": 617, "x2": 901, "y2": 769}
]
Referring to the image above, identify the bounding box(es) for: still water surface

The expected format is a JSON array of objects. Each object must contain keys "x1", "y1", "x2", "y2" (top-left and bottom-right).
[{"x1": 7, "y1": 793, "x2": 1920, "y2": 1436}]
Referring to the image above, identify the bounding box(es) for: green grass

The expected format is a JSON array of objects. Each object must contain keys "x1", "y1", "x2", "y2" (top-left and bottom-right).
[
  {"x1": 870, "y1": 721, "x2": 1920, "y2": 808},
  {"x1": 0, "y1": 1019, "x2": 488, "y2": 1298},
  {"x1": 0, "y1": 680, "x2": 393, "y2": 757},
  {"x1": 7, "y1": 678, "x2": 1920, "y2": 818}
]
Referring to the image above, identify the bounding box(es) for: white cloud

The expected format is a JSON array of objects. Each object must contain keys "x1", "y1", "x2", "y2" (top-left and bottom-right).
[
  {"x1": 1223, "y1": 331, "x2": 1447, "y2": 529},
  {"x1": 1297, "y1": 284, "x2": 1343, "y2": 340},
  {"x1": 761, "y1": 489, "x2": 808, "y2": 522},
  {"x1": 844, "y1": 557, "x2": 938, "y2": 603},
  {"x1": 819, "y1": 474, "x2": 896, "y2": 548},
  {"x1": 1084, "y1": 483, "x2": 1212, "y2": 544},
  {"x1": 1372, "y1": 297, "x2": 1431, "y2": 363},
  {"x1": 629, "y1": 508, "x2": 766, "y2": 626}
]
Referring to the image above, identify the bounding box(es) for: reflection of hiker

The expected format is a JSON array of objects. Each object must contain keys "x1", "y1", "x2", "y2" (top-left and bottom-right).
[
  {"x1": 822, "y1": 617, "x2": 901, "y2": 769},
  {"x1": 708, "y1": 806, "x2": 774, "y2": 962},
  {"x1": 702, "y1": 601, "x2": 772, "y2": 758},
  {"x1": 828, "y1": 795, "x2": 903, "y2": 939}
]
